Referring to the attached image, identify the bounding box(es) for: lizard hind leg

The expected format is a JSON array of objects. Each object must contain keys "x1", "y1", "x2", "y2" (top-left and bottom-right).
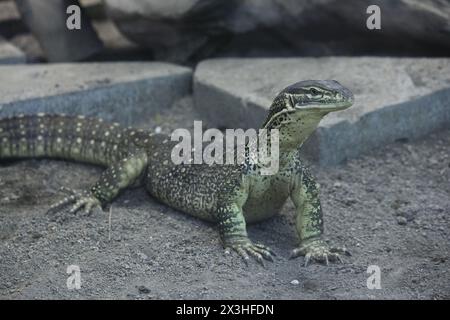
[{"x1": 47, "y1": 150, "x2": 148, "y2": 216}]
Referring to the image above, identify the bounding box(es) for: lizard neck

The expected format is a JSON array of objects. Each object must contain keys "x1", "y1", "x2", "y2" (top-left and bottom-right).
[
  {"x1": 242, "y1": 111, "x2": 324, "y2": 174},
  {"x1": 261, "y1": 110, "x2": 325, "y2": 167}
]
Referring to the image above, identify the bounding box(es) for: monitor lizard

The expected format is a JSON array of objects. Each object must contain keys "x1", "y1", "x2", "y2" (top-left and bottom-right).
[{"x1": 0, "y1": 80, "x2": 354, "y2": 266}]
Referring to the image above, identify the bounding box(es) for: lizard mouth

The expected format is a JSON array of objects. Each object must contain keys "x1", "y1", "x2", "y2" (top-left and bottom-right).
[{"x1": 294, "y1": 95, "x2": 354, "y2": 112}]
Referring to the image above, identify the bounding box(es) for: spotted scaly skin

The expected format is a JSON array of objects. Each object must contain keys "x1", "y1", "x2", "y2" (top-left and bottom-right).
[{"x1": 0, "y1": 80, "x2": 353, "y2": 266}]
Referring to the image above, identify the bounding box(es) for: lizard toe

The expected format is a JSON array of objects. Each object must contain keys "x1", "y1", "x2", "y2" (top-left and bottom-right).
[
  {"x1": 252, "y1": 246, "x2": 275, "y2": 262},
  {"x1": 48, "y1": 187, "x2": 101, "y2": 216},
  {"x1": 291, "y1": 239, "x2": 350, "y2": 267},
  {"x1": 226, "y1": 241, "x2": 275, "y2": 266}
]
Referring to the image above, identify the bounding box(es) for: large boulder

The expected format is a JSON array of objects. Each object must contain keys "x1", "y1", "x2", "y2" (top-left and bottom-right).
[
  {"x1": 0, "y1": 36, "x2": 25, "y2": 64},
  {"x1": 15, "y1": 0, "x2": 103, "y2": 62},
  {"x1": 104, "y1": 0, "x2": 450, "y2": 62},
  {"x1": 104, "y1": 0, "x2": 239, "y2": 62},
  {"x1": 193, "y1": 57, "x2": 450, "y2": 165}
]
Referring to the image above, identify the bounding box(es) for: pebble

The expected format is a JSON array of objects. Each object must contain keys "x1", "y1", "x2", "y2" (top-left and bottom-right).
[
  {"x1": 396, "y1": 216, "x2": 407, "y2": 225},
  {"x1": 137, "y1": 285, "x2": 151, "y2": 294},
  {"x1": 31, "y1": 232, "x2": 42, "y2": 239},
  {"x1": 136, "y1": 251, "x2": 148, "y2": 260}
]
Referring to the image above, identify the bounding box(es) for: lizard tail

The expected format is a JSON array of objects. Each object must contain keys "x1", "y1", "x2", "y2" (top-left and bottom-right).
[{"x1": 0, "y1": 113, "x2": 131, "y2": 167}]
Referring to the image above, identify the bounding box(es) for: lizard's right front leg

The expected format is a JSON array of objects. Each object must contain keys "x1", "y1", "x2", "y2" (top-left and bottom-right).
[
  {"x1": 289, "y1": 167, "x2": 350, "y2": 266},
  {"x1": 217, "y1": 202, "x2": 275, "y2": 265},
  {"x1": 48, "y1": 150, "x2": 148, "y2": 215}
]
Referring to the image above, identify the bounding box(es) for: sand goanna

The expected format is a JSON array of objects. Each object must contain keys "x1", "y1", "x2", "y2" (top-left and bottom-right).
[{"x1": 0, "y1": 80, "x2": 354, "y2": 266}]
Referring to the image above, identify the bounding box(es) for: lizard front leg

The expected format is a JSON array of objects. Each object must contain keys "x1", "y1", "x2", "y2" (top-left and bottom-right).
[
  {"x1": 48, "y1": 150, "x2": 148, "y2": 215},
  {"x1": 289, "y1": 167, "x2": 350, "y2": 266},
  {"x1": 217, "y1": 201, "x2": 275, "y2": 266}
]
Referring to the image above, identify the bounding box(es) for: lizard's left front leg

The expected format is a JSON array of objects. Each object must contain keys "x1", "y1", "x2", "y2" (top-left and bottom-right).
[
  {"x1": 217, "y1": 199, "x2": 275, "y2": 266},
  {"x1": 289, "y1": 167, "x2": 350, "y2": 266}
]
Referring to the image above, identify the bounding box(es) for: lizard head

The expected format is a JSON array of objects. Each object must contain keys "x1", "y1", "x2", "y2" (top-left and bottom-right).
[
  {"x1": 261, "y1": 80, "x2": 354, "y2": 148},
  {"x1": 282, "y1": 80, "x2": 353, "y2": 112},
  {"x1": 262, "y1": 80, "x2": 354, "y2": 128}
]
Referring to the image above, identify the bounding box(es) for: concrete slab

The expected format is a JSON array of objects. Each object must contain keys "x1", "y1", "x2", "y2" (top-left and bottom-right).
[
  {"x1": 194, "y1": 57, "x2": 450, "y2": 165},
  {"x1": 0, "y1": 62, "x2": 192, "y2": 126},
  {"x1": 0, "y1": 36, "x2": 25, "y2": 64}
]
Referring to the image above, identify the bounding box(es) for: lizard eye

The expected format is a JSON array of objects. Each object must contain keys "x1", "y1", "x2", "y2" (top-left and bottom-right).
[{"x1": 310, "y1": 88, "x2": 319, "y2": 95}]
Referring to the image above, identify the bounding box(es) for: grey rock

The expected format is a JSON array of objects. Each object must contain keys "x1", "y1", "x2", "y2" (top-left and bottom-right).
[
  {"x1": 194, "y1": 57, "x2": 450, "y2": 165},
  {"x1": 0, "y1": 0, "x2": 20, "y2": 21},
  {"x1": 15, "y1": 0, "x2": 103, "y2": 62},
  {"x1": 0, "y1": 36, "x2": 25, "y2": 64},
  {"x1": 0, "y1": 62, "x2": 192, "y2": 126},
  {"x1": 103, "y1": 0, "x2": 450, "y2": 62},
  {"x1": 9, "y1": 34, "x2": 44, "y2": 63},
  {"x1": 104, "y1": 0, "x2": 237, "y2": 62}
]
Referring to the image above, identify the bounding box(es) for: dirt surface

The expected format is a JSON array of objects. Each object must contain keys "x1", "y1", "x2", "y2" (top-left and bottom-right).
[{"x1": 0, "y1": 105, "x2": 449, "y2": 299}]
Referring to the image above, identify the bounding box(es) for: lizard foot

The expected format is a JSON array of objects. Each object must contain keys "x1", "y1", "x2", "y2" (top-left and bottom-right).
[
  {"x1": 47, "y1": 187, "x2": 102, "y2": 215},
  {"x1": 224, "y1": 239, "x2": 276, "y2": 266},
  {"x1": 289, "y1": 239, "x2": 350, "y2": 267}
]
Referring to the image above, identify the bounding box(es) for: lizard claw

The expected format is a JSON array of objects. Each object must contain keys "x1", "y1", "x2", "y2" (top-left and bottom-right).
[
  {"x1": 224, "y1": 239, "x2": 276, "y2": 266},
  {"x1": 47, "y1": 187, "x2": 101, "y2": 215},
  {"x1": 330, "y1": 246, "x2": 352, "y2": 256},
  {"x1": 304, "y1": 252, "x2": 311, "y2": 267},
  {"x1": 290, "y1": 239, "x2": 349, "y2": 267}
]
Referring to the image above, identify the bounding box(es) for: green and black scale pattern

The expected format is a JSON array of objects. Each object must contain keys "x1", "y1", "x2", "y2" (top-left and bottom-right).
[{"x1": 0, "y1": 80, "x2": 354, "y2": 266}]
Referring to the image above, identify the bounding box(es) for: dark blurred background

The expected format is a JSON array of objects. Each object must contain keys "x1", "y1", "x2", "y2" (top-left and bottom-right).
[{"x1": 1, "y1": 0, "x2": 449, "y2": 64}]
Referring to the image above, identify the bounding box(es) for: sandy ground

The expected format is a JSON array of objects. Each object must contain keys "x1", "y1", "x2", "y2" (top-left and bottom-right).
[{"x1": 0, "y1": 102, "x2": 449, "y2": 299}]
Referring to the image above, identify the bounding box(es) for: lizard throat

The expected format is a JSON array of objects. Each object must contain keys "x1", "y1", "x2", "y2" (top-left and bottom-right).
[{"x1": 262, "y1": 111, "x2": 325, "y2": 152}]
